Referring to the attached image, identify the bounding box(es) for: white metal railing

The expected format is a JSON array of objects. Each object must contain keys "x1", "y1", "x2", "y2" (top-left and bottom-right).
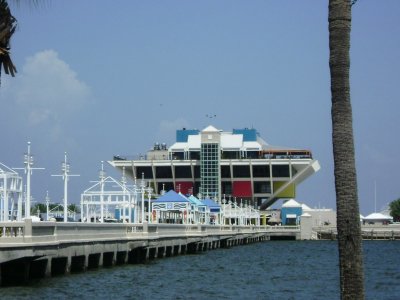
[
  {"x1": 0, "y1": 222, "x2": 25, "y2": 238},
  {"x1": 0, "y1": 220, "x2": 301, "y2": 246}
]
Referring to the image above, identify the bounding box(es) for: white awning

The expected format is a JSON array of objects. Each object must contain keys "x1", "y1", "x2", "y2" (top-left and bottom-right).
[{"x1": 286, "y1": 214, "x2": 297, "y2": 218}]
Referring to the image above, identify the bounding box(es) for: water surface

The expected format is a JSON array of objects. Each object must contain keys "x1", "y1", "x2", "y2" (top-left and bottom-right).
[{"x1": 2, "y1": 240, "x2": 399, "y2": 300}]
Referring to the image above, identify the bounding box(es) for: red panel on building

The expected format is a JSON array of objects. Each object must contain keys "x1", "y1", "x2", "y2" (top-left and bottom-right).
[
  {"x1": 175, "y1": 181, "x2": 194, "y2": 195},
  {"x1": 232, "y1": 181, "x2": 252, "y2": 197}
]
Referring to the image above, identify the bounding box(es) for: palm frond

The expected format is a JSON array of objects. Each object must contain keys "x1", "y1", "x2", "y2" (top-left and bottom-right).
[{"x1": 0, "y1": 0, "x2": 18, "y2": 85}]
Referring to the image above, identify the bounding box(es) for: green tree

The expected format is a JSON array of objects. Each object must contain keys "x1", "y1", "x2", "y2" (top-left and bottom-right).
[
  {"x1": 389, "y1": 198, "x2": 400, "y2": 222},
  {"x1": 0, "y1": 0, "x2": 17, "y2": 84},
  {"x1": 31, "y1": 203, "x2": 46, "y2": 216},
  {"x1": 68, "y1": 203, "x2": 80, "y2": 214},
  {"x1": 329, "y1": 0, "x2": 364, "y2": 299}
]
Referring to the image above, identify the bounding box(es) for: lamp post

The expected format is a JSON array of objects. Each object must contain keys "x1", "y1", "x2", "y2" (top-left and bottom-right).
[
  {"x1": 99, "y1": 162, "x2": 106, "y2": 223},
  {"x1": 45, "y1": 191, "x2": 50, "y2": 221},
  {"x1": 140, "y1": 173, "x2": 145, "y2": 223},
  {"x1": 52, "y1": 152, "x2": 79, "y2": 222},
  {"x1": 20, "y1": 142, "x2": 44, "y2": 218},
  {"x1": 221, "y1": 194, "x2": 226, "y2": 225},
  {"x1": 24, "y1": 142, "x2": 33, "y2": 218},
  {"x1": 133, "y1": 177, "x2": 138, "y2": 223},
  {"x1": 121, "y1": 167, "x2": 128, "y2": 222},
  {"x1": 147, "y1": 187, "x2": 153, "y2": 223}
]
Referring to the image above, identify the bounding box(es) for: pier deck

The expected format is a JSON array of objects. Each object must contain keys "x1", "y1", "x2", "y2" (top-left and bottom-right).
[{"x1": 0, "y1": 220, "x2": 300, "y2": 286}]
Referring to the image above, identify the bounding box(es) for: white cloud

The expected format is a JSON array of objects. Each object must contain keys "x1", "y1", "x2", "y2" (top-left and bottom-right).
[{"x1": 3, "y1": 49, "x2": 91, "y2": 126}]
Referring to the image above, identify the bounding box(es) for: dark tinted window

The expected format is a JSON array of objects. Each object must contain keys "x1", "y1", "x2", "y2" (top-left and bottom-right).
[
  {"x1": 156, "y1": 166, "x2": 173, "y2": 178},
  {"x1": 175, "y1": 166, "x2": 192, "y2": 178},
  {"x1": 252, "y1": 165, "x2": 270, "y2": 177},
  {"x1": 272, "y1": 165, "x2": 290, "y2": 177},
  {"x1": 221, "y1": 166, "x2": 231, "y2": 178},
  {"x1": 233, "y1": 165, "x2": 250, "y2": 177},
  {"x1": 136, "y1": 167, "x2": 153, "y2": 179}
]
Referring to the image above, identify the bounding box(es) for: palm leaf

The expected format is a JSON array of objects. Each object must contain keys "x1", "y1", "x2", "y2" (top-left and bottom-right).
[{"x1": 0, "y1": 0, "x2": 18, "y2": 84}]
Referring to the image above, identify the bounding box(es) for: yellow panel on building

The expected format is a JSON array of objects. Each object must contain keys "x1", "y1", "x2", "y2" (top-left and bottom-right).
[{"x1": 273, "y1": 181, "x2": 296, "y2": 198}]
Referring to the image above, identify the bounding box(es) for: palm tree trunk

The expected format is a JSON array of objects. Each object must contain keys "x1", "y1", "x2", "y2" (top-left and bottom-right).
[{"x1": 329, "y1": 0, "x2": 364, "y2": 299}]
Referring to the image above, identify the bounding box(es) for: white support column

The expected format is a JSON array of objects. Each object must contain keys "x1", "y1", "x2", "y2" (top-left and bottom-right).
[
  {"x1": 2, "y1": 176, "x2": 7, "y2": 221},
  {"x1": 100, "y1": 162, "x2": 105, "y2": 223},
  {"x1": 133, "y1": 177, "x2": 138, "y2": 223},
  {"x1": 17, "y1": 180, "x2": 23, "y2": 221},
  {"x1": 25, "y1": 143, "x2": 33, "y2": 218}
]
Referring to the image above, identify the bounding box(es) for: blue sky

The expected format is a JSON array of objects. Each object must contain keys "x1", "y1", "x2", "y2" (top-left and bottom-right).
[{"x1": 1, "y1": 1, "x2": 399, "y2": 215}]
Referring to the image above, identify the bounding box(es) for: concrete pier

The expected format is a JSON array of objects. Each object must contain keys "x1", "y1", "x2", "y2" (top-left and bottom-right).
[
  {"x1": 314, "y1": 224, "x2": 400, "y2": 240},
  {"x1": 0, "y1": 219, "x2": 302, "y2": 286}
]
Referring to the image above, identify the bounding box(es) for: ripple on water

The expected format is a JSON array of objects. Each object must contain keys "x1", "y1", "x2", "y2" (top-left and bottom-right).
[{"x1": 1, "y1": 241, "x2": 400, "y2": 300}]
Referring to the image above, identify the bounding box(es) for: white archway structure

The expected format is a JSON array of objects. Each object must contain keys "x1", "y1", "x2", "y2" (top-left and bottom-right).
[
  {"x1": 80, "y1": 165, "x2": 137, "y2": 223},
  {"x1": 0, "y1": 162, "x2": 23, "y2": 221}
]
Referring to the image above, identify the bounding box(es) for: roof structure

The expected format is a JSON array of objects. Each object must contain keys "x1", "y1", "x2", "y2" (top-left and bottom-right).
[
  {"x1": 301, "y1": 203, "x2": 312, "y2": 211},
  {"x1": 202, "y1": 198, "x2": 220, "y2": 208},
  {"x1": 82, "y1": 176, "x2": 134, "y2": 195},
  {"x1": 152, "y1": 190, "x2": 190, "y2": 203},
  {"x1": 221, "y1": 134, "x2": 243, "y2": 149},
  {"x1": 363, "y1": 212, "x2": 393, "y2": 221},
  {"x1": 0, "y1": 162, "x2": 18, "y2": 175},
  {"x1": 202, "y1": 125, "x2": 220, "y2": 132},
  {"x1": 202, "y1": 198, "x2": 221, "y2": 213},
  {"x1": 170, "y1": 126, "x2": 268, "y2": 152},
  {"x1": 188, "y1": 195, "x2": 205, "y2": 206},
  {"x1": 152, "y1": 190, "x2": 191, "y2": 212},
  {"x1": 282, "y1": 199, "x2": 302, "y2": 208}
]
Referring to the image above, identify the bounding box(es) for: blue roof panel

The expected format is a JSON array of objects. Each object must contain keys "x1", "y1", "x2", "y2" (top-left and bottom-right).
[
  {"x1": 188, "y1": 195, "x2": 206, "y2": 206},
  {"x1": 232, "y1": 128, "x2": 259, "y2": 141},
  {"x1": 201, "y1": 198, "x2": 221, "y2": 208},
  {"x1": 176, "y1": 129, "x2": 200, "y2": 142},
  {"x1": 153, "y1": 190, "x2": 190, "y2": 203}
]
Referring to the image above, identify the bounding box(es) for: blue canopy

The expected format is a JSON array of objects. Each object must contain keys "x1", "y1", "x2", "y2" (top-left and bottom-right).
[
  {"x1": 201, "y1": 198, "x2": 221, "y2": 212},
  {"x1": 188, "y1": 195, "x2": 205, "y2": 206},
  {"x1": 153, "y1": 190, "x2": 190, "y2": 203}
]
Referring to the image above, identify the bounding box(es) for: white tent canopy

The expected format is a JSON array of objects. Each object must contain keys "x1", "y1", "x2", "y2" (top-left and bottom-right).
[
  {"x1": 364, "y1": 212, "x2": 393, "y2": 221},
  {"x1": 282, "y1": 199, "x2": 301, "y2": 208},
  {"x1": 363, "y1": 212, "x2": 393, "y2": 225}
]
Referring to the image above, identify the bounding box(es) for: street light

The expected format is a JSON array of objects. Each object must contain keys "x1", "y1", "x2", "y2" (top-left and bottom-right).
[
  {"x1": 52, "y1": 153, "x2": 79, "y2": 222},
  {"x1": 45, "y1": 191, "x2": 50, "y2": 221},
  {"x1": 147, "y1": 187, "x2": 153, "y2": 223},
  {"x1": 140, "y1": 173, "x2": 145, "y2": 223},
  {"x1": 19, "y1": 142, "x2": 44, "y2": 218}
]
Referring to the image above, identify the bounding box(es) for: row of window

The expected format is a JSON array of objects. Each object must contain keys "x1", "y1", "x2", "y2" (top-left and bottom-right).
[
  {"x1": 171, "y1": 150, "x2": 261, "y2": 160},
  {"x1": 153, "y1": 181, "x2": 272, "y2": 197},
  {"x1": 136, "y1": 164, "x2": 291, "y2": 179},
  {"x1": 221, "y1": 181, "x2": 271, "y2": 194}
]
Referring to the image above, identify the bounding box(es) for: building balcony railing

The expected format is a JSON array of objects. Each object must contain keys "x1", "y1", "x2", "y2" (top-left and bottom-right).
[{"x1": 113, "y1": 151, "x2": 313, "y2": 162}]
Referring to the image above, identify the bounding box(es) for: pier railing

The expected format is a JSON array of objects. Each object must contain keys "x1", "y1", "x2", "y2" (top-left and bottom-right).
[
  {"x1": 313, "y1": 224, "x2": 400, "y2": 240},
  {"x1": 0, "y1": 219, "x2": 300, "y2": 246},
  {"x1": 0, "y1": 221, "x2": 25, "y2": 242}
]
